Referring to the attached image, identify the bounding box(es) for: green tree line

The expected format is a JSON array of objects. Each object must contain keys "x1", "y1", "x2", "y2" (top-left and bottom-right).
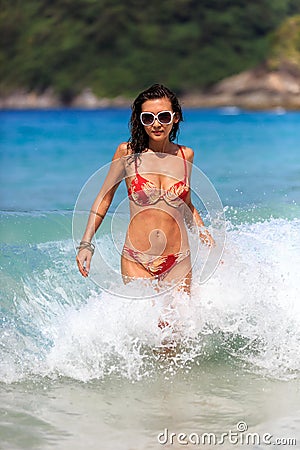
[{"x1": 1, "y1": 0, "x2": 300, "y2": 100}]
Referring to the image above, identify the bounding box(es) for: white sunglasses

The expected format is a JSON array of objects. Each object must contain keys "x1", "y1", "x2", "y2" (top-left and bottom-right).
[{"x1": 140, "y1": 110, "x2": 176, "y2": 126}]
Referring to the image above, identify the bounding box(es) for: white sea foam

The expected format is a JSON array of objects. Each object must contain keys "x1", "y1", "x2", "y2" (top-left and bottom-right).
[{"x1": 1, "y1": 218, "x2": 299, "y2": 383}]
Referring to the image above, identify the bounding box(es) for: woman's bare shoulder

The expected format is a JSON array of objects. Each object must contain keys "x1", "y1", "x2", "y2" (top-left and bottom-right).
[
  {"x1": 113, "y1": 142, "x2": 132, "y2": 160},
  {"x1": 180, "y1": 145, "x2": 194, "y2": 162}
]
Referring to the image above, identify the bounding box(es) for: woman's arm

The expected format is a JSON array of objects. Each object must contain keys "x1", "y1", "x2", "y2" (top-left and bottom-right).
[
  {"x1": 76, "y1": 143, "x2": 128, "y2": 277},
  {"x1": 185, "y1": 200, "x2": 215, "y2": 247},
  {"x1": 183, "y1": 147, "x2": 215, "y2": 247}
]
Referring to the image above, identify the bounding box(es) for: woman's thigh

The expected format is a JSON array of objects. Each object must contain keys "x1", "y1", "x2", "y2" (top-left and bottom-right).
[
  {"x1": 121, "y1": 254, "x2": 152, "y2": 282},
  {"x1": 163, "y1": 255, "x2": 192, "y2": 294}
]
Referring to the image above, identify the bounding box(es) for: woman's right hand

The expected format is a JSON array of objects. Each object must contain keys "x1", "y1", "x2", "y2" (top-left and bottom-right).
[{"x1": 76, "y1": 248, "x2": 93, "y2": 277}]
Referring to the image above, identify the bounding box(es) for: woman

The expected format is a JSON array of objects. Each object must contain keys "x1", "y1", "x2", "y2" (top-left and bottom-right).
[{"x1": 76, "y1": 84, "x2": 213, "y2": 294}]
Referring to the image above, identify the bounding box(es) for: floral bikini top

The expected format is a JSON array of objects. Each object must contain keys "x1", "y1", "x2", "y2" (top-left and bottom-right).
[{"x1": 128, "y1": 146, "x2": 189, "y2": 207}]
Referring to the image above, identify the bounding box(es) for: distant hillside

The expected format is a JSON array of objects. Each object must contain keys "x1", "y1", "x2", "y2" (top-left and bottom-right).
[
  {"x1": 267, "y1": 14, "x2": 300, "y2": 73},
  {"x1": 182, "y1": 15, "x2": 300, "y2": 109},
  {"x1": 1, "y1": 0, "x2": 300, "y2": 102},
  {"x1": 1, "y1": 10, "x2": 300, "y2": 109}
]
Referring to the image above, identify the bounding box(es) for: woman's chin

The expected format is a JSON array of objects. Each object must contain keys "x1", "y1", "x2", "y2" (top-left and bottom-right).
[{"x1": 149, "y1": 132, "x2": 168, "y2": 142}]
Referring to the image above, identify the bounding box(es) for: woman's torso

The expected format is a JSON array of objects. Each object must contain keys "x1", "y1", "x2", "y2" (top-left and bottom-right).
[{"x1": 123, "y1": 147, "x2": 191, "y2": 255}]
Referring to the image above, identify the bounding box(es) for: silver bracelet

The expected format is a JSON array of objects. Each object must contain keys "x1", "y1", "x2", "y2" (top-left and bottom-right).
[{"x1": 76, "y1": 241, "x2": 95, "y2": 254}]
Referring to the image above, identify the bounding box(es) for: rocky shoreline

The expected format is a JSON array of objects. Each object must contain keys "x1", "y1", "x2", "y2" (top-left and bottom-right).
[
  {"x1": 1, "y1": 68, "x2": 300, "y2": 110},
  {"x1": 188, "y1": 66, "x2": 300, "y2": 110}
]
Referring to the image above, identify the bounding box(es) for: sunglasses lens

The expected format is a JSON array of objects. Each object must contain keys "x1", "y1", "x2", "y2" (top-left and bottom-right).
[
  {"x1": 141, "y1": 113, "x2": 154, "y2": 125},
  {"x1": 158, "y1": 111, "x2": 172, "y2": 124}
]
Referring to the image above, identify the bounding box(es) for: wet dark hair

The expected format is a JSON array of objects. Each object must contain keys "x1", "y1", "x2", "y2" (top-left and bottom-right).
[{"x1": 128, "y1": 84, "x2": 183, "y2": 155}]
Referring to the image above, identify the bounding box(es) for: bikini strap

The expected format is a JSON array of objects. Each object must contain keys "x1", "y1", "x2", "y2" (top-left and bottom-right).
[{"x1": 179, "y1": 146, "x2": 188, "y2": 183}]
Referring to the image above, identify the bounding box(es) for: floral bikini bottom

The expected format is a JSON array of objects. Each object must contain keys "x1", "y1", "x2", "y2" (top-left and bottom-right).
[{"x1": 122, "y1": 245, "x2": 190, "y2": 279}]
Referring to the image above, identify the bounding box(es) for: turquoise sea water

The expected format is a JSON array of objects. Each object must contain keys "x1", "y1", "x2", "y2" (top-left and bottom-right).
[{"x1": 1, "y1": 108, "x2": 300, "y2": 449}]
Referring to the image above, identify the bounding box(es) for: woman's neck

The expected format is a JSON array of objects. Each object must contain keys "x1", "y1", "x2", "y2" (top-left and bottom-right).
[{"x1": 148, "y1": 138, "x2": 173, "y2": 154}]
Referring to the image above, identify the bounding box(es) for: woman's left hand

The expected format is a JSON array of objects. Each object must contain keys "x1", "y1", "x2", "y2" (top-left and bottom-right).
[{"x1": 199, "y1": 227, "x2": 215, "y2": 247}]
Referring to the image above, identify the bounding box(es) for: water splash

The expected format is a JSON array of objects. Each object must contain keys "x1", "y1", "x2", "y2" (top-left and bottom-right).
[{"x1": 1, "y1": 218, "x2": 300, "y2": 383}]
